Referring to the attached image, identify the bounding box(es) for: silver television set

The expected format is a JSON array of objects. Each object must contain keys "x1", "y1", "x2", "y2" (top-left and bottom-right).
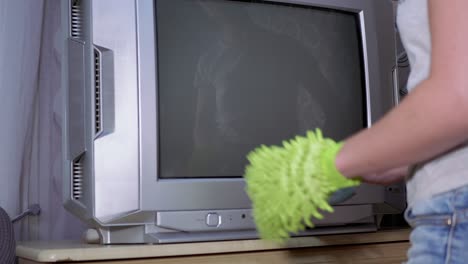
[{"x1": 62, "y1": 0, "x2": 405, "y2": 244}]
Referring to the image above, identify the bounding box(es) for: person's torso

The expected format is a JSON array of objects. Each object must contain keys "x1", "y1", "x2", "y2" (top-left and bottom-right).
[{"x1": 397, "y1": 0, "x2": 468, "y2": 206}]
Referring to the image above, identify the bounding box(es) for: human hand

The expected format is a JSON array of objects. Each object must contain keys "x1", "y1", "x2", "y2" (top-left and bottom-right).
[
  {"x1": 328, "y1": 187, "x2": 356, "y2": 205},
  {"x1": 355, "y1": 166, "x2": 408, "y2": 185},
  {"x1": 328, "y1": 166, "x2": 408, "y2": 204},
  {"x1": 244, "y1": 129, "x2": 360, "y2": 242}
]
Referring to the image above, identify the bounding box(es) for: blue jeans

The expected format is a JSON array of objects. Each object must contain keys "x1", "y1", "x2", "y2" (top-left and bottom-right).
[{"x1": 405, "y1": 185, "x2": 468, "y2": 264}]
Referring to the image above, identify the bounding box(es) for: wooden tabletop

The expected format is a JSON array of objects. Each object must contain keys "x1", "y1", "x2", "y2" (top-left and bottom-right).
[{"x1": 17, "y1": 229, "x2": 410, "y2": 263}]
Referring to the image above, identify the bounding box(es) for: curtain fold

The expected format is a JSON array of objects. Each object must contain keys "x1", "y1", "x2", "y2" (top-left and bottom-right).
[
  {"x1": 0, "y1": 0, "x2": 45, "y2": 225},
  {"x1": 1, "y1": 0, "x2": 86, "y2": 241}
]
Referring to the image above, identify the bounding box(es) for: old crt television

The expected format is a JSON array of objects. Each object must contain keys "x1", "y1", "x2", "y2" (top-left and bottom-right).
[{"x1": 62, "y1": 0, "x2": 404, "y2": 244}]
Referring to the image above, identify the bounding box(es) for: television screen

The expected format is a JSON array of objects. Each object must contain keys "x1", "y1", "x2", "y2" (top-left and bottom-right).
[{"x1": 157, "y1": 0, "x2": 365, "y2": 178}]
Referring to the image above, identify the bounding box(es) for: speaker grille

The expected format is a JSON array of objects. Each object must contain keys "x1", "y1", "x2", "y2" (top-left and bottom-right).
[
  {"x1": 72, "y1": 155, "x2": 84, "y2": 200},
  {"x1": 70, "y1": 0, "x2": 82, "y2": 39},
  {"x1": 94, "y1": 50, "x2": 102, "y2": 134}
]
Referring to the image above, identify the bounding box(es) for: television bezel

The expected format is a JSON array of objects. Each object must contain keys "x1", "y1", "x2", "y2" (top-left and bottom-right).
[{"x1": 139, "y1": 0, "x2": 397, "y2": 211}]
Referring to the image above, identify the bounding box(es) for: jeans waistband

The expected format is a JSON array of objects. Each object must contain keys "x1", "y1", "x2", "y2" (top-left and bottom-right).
[{"x1": 405, "y1": 185, "x2": 468, "y2": 227}]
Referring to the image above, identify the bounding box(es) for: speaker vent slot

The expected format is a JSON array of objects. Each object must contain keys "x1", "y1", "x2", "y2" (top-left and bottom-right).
[
  {"x1": 94, "y1": 50, "x2": 102, "y2": 134},
  {"x1": 70, "y1": 0, "x2": 83, "y2": 39},
  {"x1": 72, "y1": 155, "x2": 84, "y2": 200}
]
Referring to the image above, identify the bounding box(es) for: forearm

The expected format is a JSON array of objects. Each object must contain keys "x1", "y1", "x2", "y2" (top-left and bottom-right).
[
  {"x1": 362, "y1": 165, "x2": 410, "y2": 185},
  {"x1": 335, "y1": 78, "x2": 468, "y2": 178}
]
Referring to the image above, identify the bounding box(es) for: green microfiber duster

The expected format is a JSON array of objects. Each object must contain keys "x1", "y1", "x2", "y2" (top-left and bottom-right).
[{"x1": 244, "y1": 129, "x2": 360, "y2": 242}]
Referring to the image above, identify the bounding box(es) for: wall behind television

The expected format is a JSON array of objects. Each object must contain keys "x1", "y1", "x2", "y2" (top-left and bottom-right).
[{"x1": 0, "y1": 0, "x2": 86, "y2": 241}]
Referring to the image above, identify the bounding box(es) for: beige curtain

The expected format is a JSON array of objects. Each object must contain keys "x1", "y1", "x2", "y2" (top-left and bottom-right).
[{"x1": 0, "y1": 0, "x2": 86, "y2": 241}]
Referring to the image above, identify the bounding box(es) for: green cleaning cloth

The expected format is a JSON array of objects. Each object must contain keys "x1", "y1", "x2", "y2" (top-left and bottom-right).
[{"x1": 244, "y1": 129, "x2": 360, "y2": 242}]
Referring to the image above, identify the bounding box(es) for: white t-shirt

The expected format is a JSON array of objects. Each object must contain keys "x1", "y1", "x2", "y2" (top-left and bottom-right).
[{"x1": 397, "y1": 0, "x2": 468, "y2": 206}]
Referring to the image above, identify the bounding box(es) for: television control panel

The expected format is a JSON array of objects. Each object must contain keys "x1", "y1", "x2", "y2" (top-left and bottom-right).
[{"x1": 156, "y1": 209, "x2": 255, "y2": 232}]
